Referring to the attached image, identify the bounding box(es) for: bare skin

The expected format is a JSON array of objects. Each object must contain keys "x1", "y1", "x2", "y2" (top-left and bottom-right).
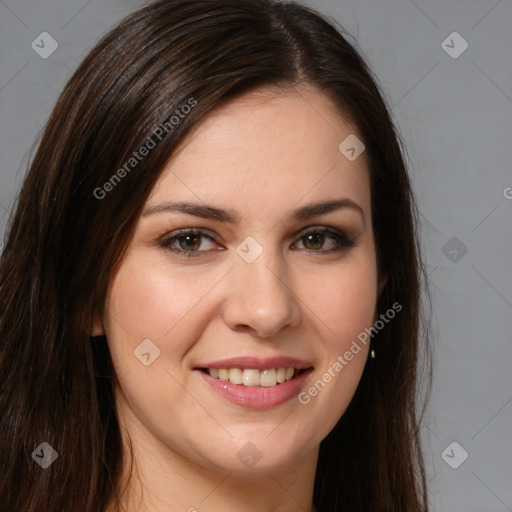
[{"x1": 97, "y1": 85, "x2": 385, "y2": 512}]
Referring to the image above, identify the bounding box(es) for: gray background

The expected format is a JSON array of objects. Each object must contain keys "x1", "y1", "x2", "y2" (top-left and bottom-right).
[{"x1": 1, "y1": 0, "x2": 511, "y2": 510}]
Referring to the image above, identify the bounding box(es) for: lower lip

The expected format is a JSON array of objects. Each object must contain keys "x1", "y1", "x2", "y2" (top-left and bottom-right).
[{"x1": 198, "y1": 370, "x2": 312, "y2": 409}]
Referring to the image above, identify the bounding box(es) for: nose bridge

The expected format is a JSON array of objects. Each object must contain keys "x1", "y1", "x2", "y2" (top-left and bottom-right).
[
  {"x1": 222, "y1": 238, "x2": 300, "y2": 337},
  {"x1": 241, "y1": 245, "x2": 284, "y2": 299}
]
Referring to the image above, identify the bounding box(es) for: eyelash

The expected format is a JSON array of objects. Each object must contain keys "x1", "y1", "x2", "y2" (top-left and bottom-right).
[{"x1": 158, "y1": 227, "x2": 356, "y2": 259}]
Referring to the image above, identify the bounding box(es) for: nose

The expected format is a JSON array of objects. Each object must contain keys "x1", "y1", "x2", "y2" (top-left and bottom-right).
[{"x1": 221, "y1": 247, "x2": 302, "y2": 339}]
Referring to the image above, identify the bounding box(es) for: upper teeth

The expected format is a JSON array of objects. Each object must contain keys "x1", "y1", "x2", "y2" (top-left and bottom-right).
[{"x1": 208, "y1": 368, "x2": 296, "y2": 387}]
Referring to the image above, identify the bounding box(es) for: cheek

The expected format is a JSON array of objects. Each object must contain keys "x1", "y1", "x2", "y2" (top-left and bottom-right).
[
  {"x1": 102, "y1": 255, "x2": 219, "y2": 438},
  {"x1": 103, "y1": 252, "x2": 233, "y2": 390},
  {"x1": 105, "y1": 254, "x2": 219, "y2": 343},
  {"x1": 293, "y1": 256, "x2": 377, "y2": 440},
  {"x1": 301, "y1": 257, "x2": 378, "y2": 352}
]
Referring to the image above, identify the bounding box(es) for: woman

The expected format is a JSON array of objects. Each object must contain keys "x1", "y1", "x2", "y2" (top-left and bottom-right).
[{"x1": 0, "y1": 0, "x2": 432, "y2": 510}]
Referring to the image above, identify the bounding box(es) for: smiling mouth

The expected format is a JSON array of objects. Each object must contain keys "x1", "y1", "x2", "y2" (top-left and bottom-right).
[{"x1": 200, "y1": 367, "x2": 308, "y2": 387}]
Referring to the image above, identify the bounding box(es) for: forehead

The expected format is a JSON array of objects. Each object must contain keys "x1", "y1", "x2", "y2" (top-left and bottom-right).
[{"x1": 147, "y1": 85, "x2": 371, "y2": 221}]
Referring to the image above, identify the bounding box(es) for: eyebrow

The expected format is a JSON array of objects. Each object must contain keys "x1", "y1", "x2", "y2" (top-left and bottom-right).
[{"x1": 142, "y1": 198, "x2": 364, "y2": 224}]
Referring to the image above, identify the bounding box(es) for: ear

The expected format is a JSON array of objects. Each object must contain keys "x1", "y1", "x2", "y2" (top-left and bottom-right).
[
  {"x1": 377, "y1": 271, "x2": 389, "y2": 298},
  {"x1": 91, "y1": 309, "x2": 105, "y2": 336}
]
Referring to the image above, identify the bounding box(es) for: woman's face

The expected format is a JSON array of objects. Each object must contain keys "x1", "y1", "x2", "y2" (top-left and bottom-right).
[{"x1": 98, "y1": 85, "x2": 381, "y2": 475}]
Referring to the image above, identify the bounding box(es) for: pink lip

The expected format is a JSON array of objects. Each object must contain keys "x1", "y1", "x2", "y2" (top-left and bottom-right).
[
  {"x1": 194, "y1": 356, "x2": 314, "y2": 409},
  {"x1": 196, "y1": 369, "x2": 313, "y2": 411},
  {"x1": 196, "y1": 356, "x2": 312, "y2": 371}
]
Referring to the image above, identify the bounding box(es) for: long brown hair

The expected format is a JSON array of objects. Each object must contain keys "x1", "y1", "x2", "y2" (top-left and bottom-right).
[{"x1": 0, "y1": 1, "x2": 432, "y2": 510}]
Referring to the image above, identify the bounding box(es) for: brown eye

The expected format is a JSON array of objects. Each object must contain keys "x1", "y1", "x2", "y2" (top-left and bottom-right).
[
  {"x1": 177, "y1": 234, "x2": 202, "y2": 251},
  {"x1": 295, "y1": 228, "x2": 355, "y2": 252},
  {"x1": 302, "y1": 232, "x2": 325, "y2": 250},
  {"x1": 159, "y1": 229, "x2": 220, "y2": 258}
]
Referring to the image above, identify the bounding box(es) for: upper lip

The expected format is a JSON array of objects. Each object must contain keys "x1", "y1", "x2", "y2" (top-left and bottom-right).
[{"x1": 195, "y1": 356, "x2": 313, "y2": 371}]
